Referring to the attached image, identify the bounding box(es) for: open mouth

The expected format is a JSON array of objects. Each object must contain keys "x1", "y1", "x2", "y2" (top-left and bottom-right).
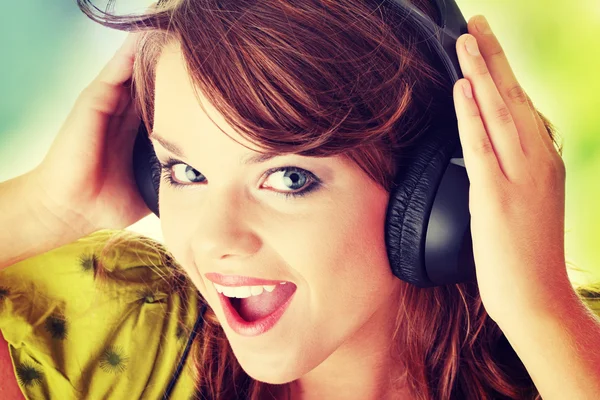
[
  {"x1": 225, "y1": 282, "x2": 297, "y2": 323},
  {"x1": 229, "y1": 298, "x2": 246, "y2": 319}
]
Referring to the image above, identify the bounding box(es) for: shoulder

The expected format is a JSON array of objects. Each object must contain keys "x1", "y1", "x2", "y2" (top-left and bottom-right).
[
  {"x1": 0, "y1": 228, "x2": 178, "y2": 290},
  {"x1": 0, "y1": 229, "x2": 201, "y2": 399}
]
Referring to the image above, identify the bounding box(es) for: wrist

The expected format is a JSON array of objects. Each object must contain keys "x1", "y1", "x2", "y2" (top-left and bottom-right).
[
  {"x1": 0, "y1": 171, "x2": 94, "y2": 270},
  {"x1": 21, "y1": 169, "x2": 96, "y2": 241},
  {"x1": 494, "y1": 273, "x2": 578, "y2": 329}
]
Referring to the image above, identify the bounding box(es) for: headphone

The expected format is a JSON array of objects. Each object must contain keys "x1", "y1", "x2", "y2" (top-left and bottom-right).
[{"x1": 135, "y1": 1, "x2": 474, "y2": 397}]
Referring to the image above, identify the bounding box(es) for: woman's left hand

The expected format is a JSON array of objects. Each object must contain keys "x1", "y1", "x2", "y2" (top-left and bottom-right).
[{"x1": 452, "y1": 15, "x2": 571, "y2": 325}]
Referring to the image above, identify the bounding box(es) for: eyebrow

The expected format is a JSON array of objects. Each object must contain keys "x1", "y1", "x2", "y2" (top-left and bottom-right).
[{"x1": 149, "y1": 131, "x2": 280, "y2": 165}]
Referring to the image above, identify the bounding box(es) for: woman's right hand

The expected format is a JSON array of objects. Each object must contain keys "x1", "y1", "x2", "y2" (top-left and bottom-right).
[{"x1": 26, "y1": 31, "x2": 151, "y2": 235}]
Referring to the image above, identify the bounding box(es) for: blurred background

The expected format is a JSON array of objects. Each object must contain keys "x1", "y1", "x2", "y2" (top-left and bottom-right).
[{"x1": 1, "y1": 1, "x2": 598, "y2": 285}]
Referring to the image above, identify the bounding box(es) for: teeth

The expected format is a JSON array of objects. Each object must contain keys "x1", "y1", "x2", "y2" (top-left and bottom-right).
[
  {"x1": 263, "y1": 285, "x2": 276, "y2": 292},
  {"x1": 213, "y1": 283, "x2": 285, "y2": 298},
  {"x1": 233, "y1": 286, "x2": 252, "y2": 298},
  {"x1": 250, "y1": 286, "x2": 264, "y2": 296}
]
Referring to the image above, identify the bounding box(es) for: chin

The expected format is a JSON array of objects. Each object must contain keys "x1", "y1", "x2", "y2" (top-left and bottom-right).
[{"x1": 234, "y1": 352, "x2": 304, "y2": 385}]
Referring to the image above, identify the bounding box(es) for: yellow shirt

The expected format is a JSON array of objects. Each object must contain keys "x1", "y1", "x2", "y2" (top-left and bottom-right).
[{"x1": 0, "y1": 229, "x2": 203, "y2": 400}]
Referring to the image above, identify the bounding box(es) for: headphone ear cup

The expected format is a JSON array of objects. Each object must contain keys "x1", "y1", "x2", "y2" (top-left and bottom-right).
[
  {"x1": 385, "y1": 127, "x2": 459, "y2": 287},
  {"x1": 133, "y1": 123, "x2": 161, "y2": 217}
]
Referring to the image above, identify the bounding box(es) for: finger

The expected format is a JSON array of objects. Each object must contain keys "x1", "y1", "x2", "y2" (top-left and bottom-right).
[
  {"x1": 456, "y1": 33, "x2": 528, "y2": 183},
  {"x1": 95, "y1": 31, "x2": 141, "y2": 88},
  {"x1": 111, "y1": 101, "x2": 142, "y2": 162},
  {"x1": 106, "y1": 94, "x2": 137, "y2": 141},
  {"x1": 467, "y1": 15, "x2": 549, "y2": 166},
  {"x1": 94, "y1": 0, "x2": 159, "y2": 87},
  {"x1": 453, "y1": 78, "x2": 504, "y2": 187},
  {"x1": 73, "y1": 31, "x2": 141, "y2": 126},
  {"x1": 525, "y1": 92, "x2": 562, "y2": 161},
  {"x1": 114, "y1": 78, "x2": 135, "y2": 117}
]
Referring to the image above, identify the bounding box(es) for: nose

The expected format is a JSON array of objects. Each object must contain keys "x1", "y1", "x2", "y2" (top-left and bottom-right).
[{"x1": 189, "y1": 186, "x2": 262, "y2": 261}]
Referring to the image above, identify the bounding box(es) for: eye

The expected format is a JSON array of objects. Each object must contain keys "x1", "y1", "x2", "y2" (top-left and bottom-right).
[
  {"x1": 158, "y1": 157, "x2": 322, "y2": 199},
  {"x1": 171, "y1": 163, "x2": 205, "y2": 184},
  {"x1": 265, "y1": 166, "x2": 319, "y2": 196},
  {"x1": 157, "y1": 157, "x2": 204, "y2": 188}
]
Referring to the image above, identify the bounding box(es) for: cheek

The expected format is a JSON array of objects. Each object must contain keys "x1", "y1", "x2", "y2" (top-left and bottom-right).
[
  {"x1": 281, "y1": 202, "x2": 391, "y2": 299},
  {"x1": 159, "y1": 191, "x2": 194, "y2": 256},
  {"x1": 328, "y1": 195, "x2": 390, "y2": 276},
  {"x1": 311, "y1": 193, "x2": 394, "y2": 311},
  {"x1": 158, "y1": 205, "x2": 207, "y2": 292},
  {"x1": 160, "y1": 214, "x2": 189, "y2": 263}
]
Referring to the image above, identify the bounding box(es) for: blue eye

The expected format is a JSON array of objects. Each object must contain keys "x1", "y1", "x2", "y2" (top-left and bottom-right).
[
  {"x1": 168, "y1": 163, "x2": 206, "y2": 184},
  {"x1": 158, "y1": 157, "x2": 322, "y2": 199}
]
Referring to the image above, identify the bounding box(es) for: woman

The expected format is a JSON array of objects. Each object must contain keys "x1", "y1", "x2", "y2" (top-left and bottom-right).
[{"x1": 1, "y1": 0, "x2": 600, "y2": 399}]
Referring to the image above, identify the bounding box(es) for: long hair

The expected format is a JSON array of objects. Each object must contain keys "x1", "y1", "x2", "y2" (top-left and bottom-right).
[{"x1": 76, "y1": 1, "x2": 594, "y2": 398}]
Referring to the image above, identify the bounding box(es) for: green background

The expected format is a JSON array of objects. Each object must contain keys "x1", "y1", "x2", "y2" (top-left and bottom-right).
[{"x1": 1, "y1": 1, "x2": 598, "y2": 285}]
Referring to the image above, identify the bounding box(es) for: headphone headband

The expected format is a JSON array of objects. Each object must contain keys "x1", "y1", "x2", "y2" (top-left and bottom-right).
[{"x1": 385, "y1": 0, "x2": 467, "y2": 84}]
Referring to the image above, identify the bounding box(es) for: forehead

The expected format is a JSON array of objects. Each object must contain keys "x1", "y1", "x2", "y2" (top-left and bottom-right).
[
  {"x1": 153, "y1": 42, "x2": 259, "y2": 152},
  {"x1": 154, "y1": 42, "x2": 211, "y2": 124}
]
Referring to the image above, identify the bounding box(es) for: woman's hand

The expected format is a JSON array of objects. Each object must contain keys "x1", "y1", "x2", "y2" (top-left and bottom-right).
[
  {"x1": 452, "y1": 15, "x2": 571, "y2": 324},
  {"x1": 28, "y1": 31, "x2": 151, "y2": 235}
]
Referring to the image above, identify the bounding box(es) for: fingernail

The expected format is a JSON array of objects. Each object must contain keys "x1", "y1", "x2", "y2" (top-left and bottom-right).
[
  {"x1": 462, "y1": 80, "x2": 473, "y2": 99},
  {"x1": 465, "y1": 36, "x2": 480, "y2": 56},
  {"x1": 476, "y1": 15, "x2": 491, "y2": 34}
]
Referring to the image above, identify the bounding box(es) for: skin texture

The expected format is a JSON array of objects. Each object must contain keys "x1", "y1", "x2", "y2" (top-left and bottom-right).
[{"x1": 151, "y1": 42, "x2": 411, "y2": 399}]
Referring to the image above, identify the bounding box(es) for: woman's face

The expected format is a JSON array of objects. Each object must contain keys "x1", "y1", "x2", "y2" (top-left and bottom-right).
[{"x1": 152, "y1": 42, "x2": 402, "y2": 384}]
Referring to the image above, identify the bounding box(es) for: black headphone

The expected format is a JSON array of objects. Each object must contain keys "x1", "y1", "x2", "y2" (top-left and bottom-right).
[{"x1": 133, "y1": 0, "x2": 475, "y2": 290}]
